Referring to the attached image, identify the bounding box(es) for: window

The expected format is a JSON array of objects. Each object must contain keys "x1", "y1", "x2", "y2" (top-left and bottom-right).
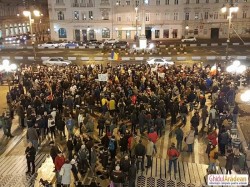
[
  {"x1": 206, "y1": 0, "x2": 209, "y2": 3},
  {"x1": 185, "y1": 12, "x2": 189, "y2": 20},
  {"x1": 156, "y1": 13, "x2": 160, "y2": 20},
  {"x1": 243, "y1": 11, "x2": 247, "y2": 19},
  {"x1": 173, "y1": 12, "x2": 178, "y2": 20},
  {"x1": 89, "y1": 11, "x2": 93, "y2": 19},
  {"x1": 74, "y1": 11, "x2": 79, "y2": 20},
  {"x1": 215, "y1": 0, "x2": 219, "y2": 2},
  {"x1": 145, "y1": 13, "x2": 150, "y2": 21},
  {"x1": 82, "y1": 13, "x2": 87, "y2": 20},
  {"x1": 204, "y1": 12, "x2": 208, "y2": 19},
  {"x1": 144, "y1": 0, "x2": 149, "y2": 5},
  {"x1": 214, "y1": 12, "x2": 218, "y2": 19},
  {"x1": 156, "y1": 0, "x2": 160, "y2": 5},
  {"x1": 126, "y1": 1, "x2": 130, "y2": 5},
  {"x1": 174, "y1": 0, "x2": 178, "y2": 4},
  {"x1": 196, "y1": 0, "x2": 199, "y2": 3},
  {"x1": 165, "y1": 0, "x2": 169, "y2": 4},
  {"x1": 102, "y1": 28, "x2": 110, "y2": 38},
  {"x1": 155, "y1": 30, "x2": 160, "y2": 38},
  {"x1": 163, "y1": 29, "x2": 169, "y2": 38},
  {"x1": 58, "y1": 11, "x2": 64, "y2": 20},
  {"x1": 232, "y1": 12, "x2": 237, "y2": 19},
  {"x1": 58, "y1": 28, "x2": 67, "y2": 38},
  {"x1": 165, "y1": 12, "x2": 170, "y2": 20},
  {"x1": 136, "y1": 0, "x2": 139, "y2": 6},
  {"x1": 116, "y1": 1, "x2": 121, "y2": 5},
  {"x1": 172, "y1": 29, "x2": 178, "y2": 38},
  {"x1": 117, "y1": 15, "x2": 121, "y2": 21},
  {"x1": 194, "y1": 29, "x2": 198, "y2": 35},
  {"x1": 195, "y1": 13, "x2": 199, "y2": 20},
  {"x1": 56, "y1": 0, "x2": 64, "y2": 4},
  {"x1": 126, "y1": 30, "x2": 131, "y2": 39},
  {"x1": 186, "y1": 0, "x2": 189, "y2": 4}
]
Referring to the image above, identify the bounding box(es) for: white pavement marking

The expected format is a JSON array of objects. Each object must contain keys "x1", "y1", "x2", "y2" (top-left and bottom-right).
[
  {"x1": 194, "y1": 137, "x2": 199, "y2": 164},
  {"x1": 162, "y1": 127, "x2": 170, "y2": 159}
]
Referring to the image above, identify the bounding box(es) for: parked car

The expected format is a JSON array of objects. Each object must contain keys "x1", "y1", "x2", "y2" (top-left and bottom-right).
[
  {"x1": 112, "y1": 41, "x2": 129, "y2": 49},
  {"x1": 181, "y1": 37, "x2": 196, "y2": 42},
  {"x1": 86, "y1": 41, "x2": 103, "y2": 48},
  {"x1": 59, "y1": 41, "x2": 69, "y2": 47},
  {"x1": 104, "y1": 38, "x2": 119, "y2": 44},
  {"x1": 147, "y1": 58, "x2": 174, "y2": 65},
  {"x1": 42, "y1": 58, "x2": 72, "y2": 66},
  {"x1": 38, "y1": 42, "x2": 59, "y2": 48},
  {"x1": 65, "y1": 42, "x2": 79, "y2": 48}
]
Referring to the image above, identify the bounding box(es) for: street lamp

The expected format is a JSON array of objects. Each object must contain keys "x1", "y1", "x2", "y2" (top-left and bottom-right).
[
  {"x1": 0, "y1": 60, "x2": 17, "y2": 91},
  {"x1": 20, "y1": 10, "x2": 41, "y2": 61},
  {"x1": 226, "y1": 60, "x2": 246, "y2": 74},
  {"x1": 135, "y1": 7, "x2": 138, "y2": 44},
  {"x1": 241, "y1": 90, "x2": 250, "y2": 103},
  {"x1": 221, "y1": 3, "x2": 238, "y2": 63}
]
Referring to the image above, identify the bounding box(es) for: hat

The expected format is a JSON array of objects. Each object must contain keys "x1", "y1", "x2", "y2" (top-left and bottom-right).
[
  {"x1": 28, "y1": 105, "x2": 32, "y2": 109},
  {"x1": 53, "y1": 108, "x2": 56, "y2": 111},
  {"x1": 70, "y1": 159, "x2": 76, "y2": 165},
  {"x1": 81, "y1": 144, "x2": 86, "y2": 149},
  {"x1": 76, "y1": 105, "x2": 80, "y2": 108},
  {"x1": 125, "y1": 155, "x2": 129, "y2": 160}
]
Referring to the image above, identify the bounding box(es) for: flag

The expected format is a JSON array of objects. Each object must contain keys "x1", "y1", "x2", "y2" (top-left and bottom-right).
[{"x1": 111, "y1": 51, "x2": 119, "y2": 61}]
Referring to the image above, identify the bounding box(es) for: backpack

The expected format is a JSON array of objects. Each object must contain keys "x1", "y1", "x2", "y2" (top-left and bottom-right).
[
  {"x1": 109, "y1": 140, "x2": 115, "y2": 151},
  {"x1": 214, "y1": 152, "x2": 219, "y2": 159}
]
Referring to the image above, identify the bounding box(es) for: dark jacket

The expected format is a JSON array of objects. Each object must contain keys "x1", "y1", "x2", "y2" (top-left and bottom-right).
[
  {"x1": 110, "y1": 170, "x2": 125, "y2": 183},
  {"x1": 128, "y1": 164, "x2": 137, "y2": 181},
  {"x1": 219, "y1": 132, "x2": 230, "y2": 145},
  {"x1": 50, "y1": 145, "x2": 60, "y2": 159},
  {"x1": 225, "y1": 153, "x2": 234, "y2": 170},
  {"x1": 175, "y1": 128, "x2": 184, "y2": 141},
  {"x1": 134, "y1": 143, "x2": 146, "y2": 157},
  {"x1": 25, "y1": 146, "x2": 36, "y2": 161},
  {"x1": 26, "y1": 127, "x2": 39, "y2": 141}
]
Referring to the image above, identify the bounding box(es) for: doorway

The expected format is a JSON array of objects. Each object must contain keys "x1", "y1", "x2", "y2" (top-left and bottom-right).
[
  {"x1": 75, "y1": 30, "x2": 80, "y2": 41},
  {"x1": 82, "y1": 30, "x2": 87, "y2": 42},
  {"x1": 211, "y1": 28, "x2": 219, "y2": 39},
  {"x1": 145, "y1": 27, "x2": 152, "y2": 40}
]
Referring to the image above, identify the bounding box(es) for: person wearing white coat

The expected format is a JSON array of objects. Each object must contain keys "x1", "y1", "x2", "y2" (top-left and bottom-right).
[
  {"x1": 61, "y1": 160, "x2": 72, "y2": 187},
  {"x1": 185, "y1": 127, "x2": 195, "y2": 152}
]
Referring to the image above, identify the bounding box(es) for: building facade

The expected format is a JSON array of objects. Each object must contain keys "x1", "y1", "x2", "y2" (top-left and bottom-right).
[
  {"x1": 48, "y1": 0, "x2": 250, "y2": 41},
  {"x1": 0, "y1": 0, "x2": 49, "y2": 39}
]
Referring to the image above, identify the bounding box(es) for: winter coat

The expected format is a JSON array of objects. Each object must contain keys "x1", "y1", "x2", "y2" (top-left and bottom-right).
[
  {"x1": 25, "y1": 146, "x2": 36, "y2": 161},
  {"x1": 225, "y1": 153, "x2": 234, "y2": 170},
  {"x1": 219, "y1": 131, "x2": 230, "y2": 145},
  {"x1": 185, "y1": 130, "x2": 195, "y2": 144},
  {"x1": 61, "y1": 163, "x2": 72, "y2": 185},
  {"x1": 208, "y1": 131, "x2": 218, "y2": 146},
  {"x1": 55, "y1": 155, "x2": 65, "y2": 171},
  {"x1": 209, "y1": 146, "x2": 218, "y2": 163},
  {"x1": 26, "y1": 127, "x2": 39, "y2": 141},
  {"x1": 135, "y1": 143, "x2": 146, "y2": 157},
  {"x1": 191, "y1": 115, "x2": 200, "y2": 127}
]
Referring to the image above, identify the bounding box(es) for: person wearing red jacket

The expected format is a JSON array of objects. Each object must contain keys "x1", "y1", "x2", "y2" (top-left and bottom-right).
[
  {"x1": 148, "y1": 128, "x2": 158, "y2": 153},
  {"x1": 167, "y1": 143, "x2": 180, "y2": 174},
  {"x1": 55, "y1": 151, "x2": 65, "y2": 186},
  {"x1": 207, "y1": 129, "x2": 218, "y2": 146}
]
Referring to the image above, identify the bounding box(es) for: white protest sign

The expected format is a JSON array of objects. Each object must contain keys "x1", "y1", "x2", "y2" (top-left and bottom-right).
[{"x1": 98, "y1": 74, "x2": 108, "y2": 81}]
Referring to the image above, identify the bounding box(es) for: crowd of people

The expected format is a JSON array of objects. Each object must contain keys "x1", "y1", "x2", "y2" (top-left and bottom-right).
[{"x1": 0, "y1": 61, "x2": 243, "y2": 186}]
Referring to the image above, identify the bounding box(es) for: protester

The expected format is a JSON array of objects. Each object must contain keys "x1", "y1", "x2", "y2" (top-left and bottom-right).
[
  {"x1": 167, "y1": 143, "x2": 180, "y2": 174},
  {"x1": 25, "y1": 142, "x2": 36, "y2": 175}
]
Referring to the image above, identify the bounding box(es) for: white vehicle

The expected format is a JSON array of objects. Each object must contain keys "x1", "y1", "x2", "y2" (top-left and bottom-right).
[
  {"x1": 39, "y1": 42, "x2": 59, "y2": 48},
  {"x1": 104, "y1": 38, "x2": 119, "y2": 44},
  {"x1": 181, "y1": 37, "x2": 196, "y2": 42},
  {"x1": 147, "y1": 58, "x2": 174, "y2": 65},
  {"x1": 59, "y1": 41, "x2": 68, "y2": 47},
  {"x1": 42, "y1": 58, "x2": 72, "y2": 66}
]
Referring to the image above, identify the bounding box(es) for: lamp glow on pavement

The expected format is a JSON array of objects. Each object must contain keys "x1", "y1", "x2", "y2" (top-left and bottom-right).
[
  {"x1": 241, "y1": 90, "x2": 250, "y2": 102},
  {"x1": 226, "y1": 60, "x2": 246, "y2": 74},
  {"x1": 149, "y1": 43, "x2": 154, "y2": 49}
]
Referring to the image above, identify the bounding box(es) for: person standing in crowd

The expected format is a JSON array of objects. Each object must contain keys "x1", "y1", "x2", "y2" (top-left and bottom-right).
[
  {"x1": 70, "y1": 156, "x2": 79, "y2": 185},
  {"x1": 218, "y1": 128, "x2": 230, "y2": 156},
  {"x1": 185, "y1": 127, "x2": 195, "y2": 153},
  {"x1": 50, "y1": 141, "x2": 60, "y2": 164},
  {"x1": 232, "y1": 103, "x2": 239, "y2": 125},
  {"x1": 26, "y1": 124, "x2": 39, "y2": 151},
  {"x1": 120, "y1": 155, "x2": 131, "y2": 176},
  {"x1": 57, "y1": 116, "x2": 66, "y2": 140},
  {"x1": 128, "y1": 160, "x2": 137, "y2": 187},
  {"x1": 97, "y1": 114, "x2": 105, "y2": 137},
  {"x1": 190, "y1": 111, "x2": 200, "y2": 135},
  {"x1": 108, "y1": 136, "x2": 117, "y2": 160},
  {"x1": 148, "y1": 128, "x2": 158, "y2": 153},
  {"x1": 201, "y1": 105, "x2": 208, "y2": 134},
  {"x1": 175, "y1": 126, "x2": 184, "y2": 151},
  {"x1": 48, "y1": 115, "x2": 56, "y2": 140},
  {"x1": 66, "y1": 138, "x2": 74, "y2": 161},
  {"x1": 66, "y1": 115, "x2": 75, "y2": 138},
  {"x1": 55, "y1": 151, "x2": 65, "y2": 186},
  {"x1": 78, "y1": 144, "x2": 89, "y2": 174},
  {"x1": 155, "y1": 115, "x2": 164, "y2": 137},
  {"x1": 167, "y1": 143, "x2": 180, "y2": 174},
  {"x1": 60, "y1": 159, "x2": 72, "y2": 187},
  {"x1": 90, "y1": 147, "x2": 97, "y2": 176},
  {"x1": 128, "y1": 133, "x2": 138, "y2": 159},
  {"x1": 110, "y1": 165, "x2": 125, "y2": 187},
  {"x1": 146, "y1": 138, "x2": 154, "y2": 168},
  {"x1": 2, "y1": 113, "x2": 14, "y2": 138},
  {"x1": 209, "y1": 106, "x2": 218, "y2": 130},
  {"x1": 179, "y1": 102, "x2": 188, "y2": 126},
  {"x1": 25, "y1": 142, "x2": 36, "y2": 175},
  {"x1": 134, "y1": 139, "x2": 146, "y2": 172},
  {"x1": 225, "y1": 149, "x2": 234, "y2": 174},
  {"x1": 208, "y1": 144, "x2": 219, "y2": 173}
]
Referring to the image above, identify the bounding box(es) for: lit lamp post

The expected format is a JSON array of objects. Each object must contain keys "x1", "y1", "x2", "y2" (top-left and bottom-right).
[
  {"x1": 19, "y1": 10, "x2": 41, "y2": 61},
  {"x1": 135, "y1": 7, "x2": 138, "y2": 45},
  {"x1": 226, "y1": 60, "x2": 246, "y2": 88},
  {"x1": 221, "y1": 4, "x2": 238, "y2": 63},
  {"x1": 0, "y1": 59, "x2": 17, "y2": 91},
  {"x1": 185, "y1": 25, "x2": 189, "y2": 38}
]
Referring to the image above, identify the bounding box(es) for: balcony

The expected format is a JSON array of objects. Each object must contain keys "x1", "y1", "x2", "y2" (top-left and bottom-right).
[{"x1": 72, "y1": 3, "x2": 79, "y2": 7}]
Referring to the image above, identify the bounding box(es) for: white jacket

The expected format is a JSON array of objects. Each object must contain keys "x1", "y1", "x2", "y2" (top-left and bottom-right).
[
  {"x1": 185, "y1": 130, "x2": 195, "y2": 144},
  {"x1": 48, "y1": 118, "x2": 55, "y2": 128}
]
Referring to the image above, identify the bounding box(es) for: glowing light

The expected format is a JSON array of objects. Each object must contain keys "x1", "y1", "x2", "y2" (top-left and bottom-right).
[
  {"x1": 226, "y1": 65, "x2": 234, "y2": 73},
  {"x1": 233, "y1": 60, "x2": 240, "y2": 67},
  {"x1": 221, "y1": 7, "x2": 227, "y2": 13},
  {"x1": 149, "y1": 43, "x2": 154, "y2": 49},
  {"x1": 236, "y1": 65, "x2": 246, "y2": 74},
  {"x1": 241, "y1": 90, "x2": 250, "y2": 102},
  {"x1": 23, "y1": 11, "x2": 31, "y2": 17},
  {"x1": 33, "y1": 10, "x2": 41, "y2": 17}
]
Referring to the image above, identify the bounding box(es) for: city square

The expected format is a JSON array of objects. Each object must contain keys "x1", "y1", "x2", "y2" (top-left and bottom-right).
[{"x1": 0, "y1": 0, "x2": 250, "y2": 187}]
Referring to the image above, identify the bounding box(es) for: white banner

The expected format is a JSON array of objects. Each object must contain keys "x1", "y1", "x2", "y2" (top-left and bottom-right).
[{"x1": 98, "y1": 74, "x2": 108, "y2": 81}]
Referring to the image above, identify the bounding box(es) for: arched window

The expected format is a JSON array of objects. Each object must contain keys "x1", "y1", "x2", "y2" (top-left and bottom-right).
[
  {"x1": 102, "y1": 28, "x2": 110, "y2": 38},
  {"x1": 58, "y1": 11, "x2": 64, "y2": 20},
  {"x1": 58, "y1": 28, "x2": 67, "y2": 38}
]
